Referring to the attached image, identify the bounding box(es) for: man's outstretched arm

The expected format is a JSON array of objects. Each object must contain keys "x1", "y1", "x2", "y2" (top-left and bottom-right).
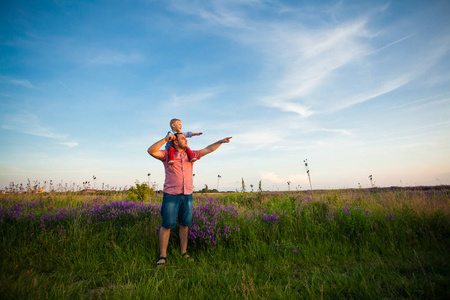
[
  {"x1": 147, "y1": 135, "x2": 175, "y2": 160},
  {"x1": 198, "y1": 137, "x2": 232, "y2": 158}
]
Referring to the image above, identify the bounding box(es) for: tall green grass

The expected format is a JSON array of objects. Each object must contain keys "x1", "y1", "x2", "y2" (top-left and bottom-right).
[{"x1": 1, "y1": 188, "x2": 449, "y2": 299}]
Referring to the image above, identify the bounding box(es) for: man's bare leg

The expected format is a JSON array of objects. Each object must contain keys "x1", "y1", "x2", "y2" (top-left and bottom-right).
[
  {"x1": 158, "y1": 227, "x2": 171, "y2": 265},
  {"x1": 179, "y1": 225, "x2": 193, "y2": 261},
  {"x1": 179, "y1": 225, "x2": 189, "y2": 256}
]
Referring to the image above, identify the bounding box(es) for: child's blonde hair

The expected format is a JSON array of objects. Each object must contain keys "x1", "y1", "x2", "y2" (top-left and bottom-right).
[{"x1": 170, "y1": 118, "x2": 181, "y2": 129}]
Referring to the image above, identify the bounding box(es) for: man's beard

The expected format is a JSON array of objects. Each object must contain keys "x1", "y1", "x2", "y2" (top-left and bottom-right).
[{"x1": 175, "y1": 142, "x2": 187, "y2": 150}]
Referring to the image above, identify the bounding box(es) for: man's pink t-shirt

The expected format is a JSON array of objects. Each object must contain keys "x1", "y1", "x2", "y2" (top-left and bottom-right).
[{"x1": 158, "y1": 149, "x2": 201, "y2": 195}]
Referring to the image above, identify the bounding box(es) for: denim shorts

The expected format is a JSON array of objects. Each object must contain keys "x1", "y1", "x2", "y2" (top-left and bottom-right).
[{"x1": 160, "y1": 193, "x2": 193, "y2": 229}]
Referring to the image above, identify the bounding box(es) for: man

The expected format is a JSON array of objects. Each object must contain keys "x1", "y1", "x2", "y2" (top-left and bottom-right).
[{"x1": 147, "y1": 132, "x2": 232, "y2": 266}]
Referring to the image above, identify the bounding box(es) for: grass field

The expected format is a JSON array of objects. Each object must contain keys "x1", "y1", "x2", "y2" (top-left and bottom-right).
[{"x1": 1, "y1": 187, "x2": 449, "y2": 299}]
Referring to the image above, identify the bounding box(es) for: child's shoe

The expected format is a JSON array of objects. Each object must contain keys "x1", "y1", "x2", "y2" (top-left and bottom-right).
[
  {"x1": 168, "y1": 160, "x2": 174, "y2": 165},
  {"x1": 190, "y1": 158, "x2": 197, "y2": 163}
]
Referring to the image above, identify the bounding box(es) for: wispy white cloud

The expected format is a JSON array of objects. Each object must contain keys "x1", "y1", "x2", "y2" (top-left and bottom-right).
[
  {"x1": 169, "y1": 2, "x2": 378, "y2": 116},
  {"x1": 1, "y1": 113, "x2": 67, "y2": 139},
  {"x1": 359, "y1": 34, "x2": 416, "y2": 58},
  {"x1": 57, "y1": 80, "x2": 81, "y2": 98},
  {"x1": 258, "y1": 21, "x2": 413, "y2": 116},
  {"x1": 220, "y1": 113, "x2": 352, "y2": 151},
  {"x1": 168, "y1": 90, "x2": 218, "y2": 107},
  {"x1": 260, "y1": 97, "x2": 314, "y2": 118},
  {"x1": 59, "y1": 142, "x2": 79, "y2": 148},
  {"x1": 168, "y1": 0, "x2": 257, "y2": 29},
  {"x1": 80, "y1": 50, "x2": 145, "y2": 66},
  {"x1": 168, "y1": 2, "x2": 449, "y2": 119},
  {"x1": 411, "y1": 120, "x2": 450, "y2": 131},
  {"x1": 261, "y1": 171, "x2": 305, "y2": 185},
  {"x1": 232, "y1": 131, "x2": 284, "y2": 149},
  {"x1": 0, "y1": 76, "x2": 35, "y2": 89},
  {"x1": 389, "y1": 92, "x2": 450, "y2": 110},
  {"x1": 1, "y1": 112, "x2": 78, "y2": 147},
  {"x1": 326, "y1": 73, "x2": 415, "y2": 112},
  {"x1": 317, "y1": 128, "x2": 353, "y2": 136},
  {"x1": 261, "y1": 171, "x2": 286, "y2": 184}
]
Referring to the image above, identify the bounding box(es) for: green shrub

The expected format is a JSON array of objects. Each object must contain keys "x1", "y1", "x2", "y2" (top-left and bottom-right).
[{"x1": 127, "y1": 181, "x2": 153, "y2": 202}]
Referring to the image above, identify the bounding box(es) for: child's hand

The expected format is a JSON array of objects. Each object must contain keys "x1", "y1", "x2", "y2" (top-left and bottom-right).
[
  {"x1": 193, "y1": 132, "x2": 203, "y2": 136},
  {"x1": 165, "y1": 133, "x2": 175, "y2": 141}
]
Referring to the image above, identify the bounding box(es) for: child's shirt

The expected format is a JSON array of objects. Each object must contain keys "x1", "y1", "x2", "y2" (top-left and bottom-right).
[{"x1": 165, "y1": 130, "x2": 193, "y2": 149}]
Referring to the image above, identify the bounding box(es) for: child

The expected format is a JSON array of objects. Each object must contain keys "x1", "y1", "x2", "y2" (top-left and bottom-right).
[{"x1": 165, "y1": 118, "x2": 203, "y2": 165}]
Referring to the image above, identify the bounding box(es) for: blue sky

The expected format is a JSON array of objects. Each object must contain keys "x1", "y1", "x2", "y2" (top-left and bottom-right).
[{"x1": 1, "y1": 0, "x2": 450, "y2": 191}]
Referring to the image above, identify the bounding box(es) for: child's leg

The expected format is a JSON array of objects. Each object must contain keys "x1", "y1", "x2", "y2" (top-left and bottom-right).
[
  {"x1": 168, "y1": 146, "x2": 175, "y2": 165},
  {"x1": 185, "y1": 147, "x2": 197, "y2": 162}
]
